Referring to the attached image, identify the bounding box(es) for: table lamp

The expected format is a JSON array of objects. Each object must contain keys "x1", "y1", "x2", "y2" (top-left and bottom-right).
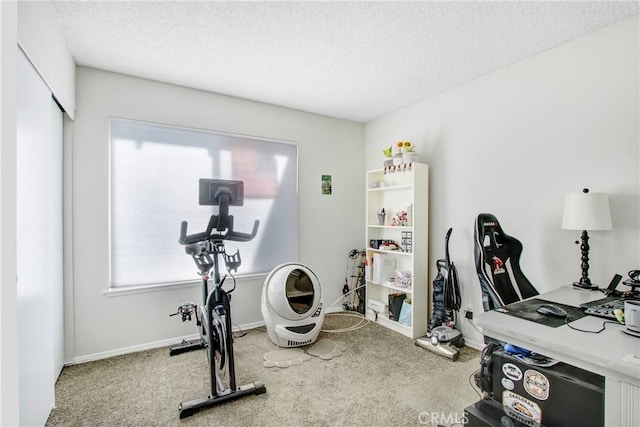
[{"x1": 561, "y1": 188, "x2": 612, "y2": 290}]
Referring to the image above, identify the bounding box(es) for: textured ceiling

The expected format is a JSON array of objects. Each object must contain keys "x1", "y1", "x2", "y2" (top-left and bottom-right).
[{"x1": 51, "y1": 1, "x2": 639, "y2": 123}]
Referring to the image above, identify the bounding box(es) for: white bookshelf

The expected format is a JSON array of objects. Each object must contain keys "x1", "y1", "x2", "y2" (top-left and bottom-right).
[{"x1": 365, "y1": 163, "x2": 428, "y2": 339}]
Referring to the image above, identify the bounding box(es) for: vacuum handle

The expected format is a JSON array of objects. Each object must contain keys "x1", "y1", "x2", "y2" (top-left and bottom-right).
[{"x1": 444, "y1": 227, "x2": 453, "y2": 268}]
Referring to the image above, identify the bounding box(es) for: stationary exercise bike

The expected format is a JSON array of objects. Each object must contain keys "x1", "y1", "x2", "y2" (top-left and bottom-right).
[{"x1": 170, "y1": 179, "x2": 266, "y2": 418}]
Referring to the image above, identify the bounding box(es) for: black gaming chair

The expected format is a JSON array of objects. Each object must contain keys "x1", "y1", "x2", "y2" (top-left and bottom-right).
[
  {"x1": 472, "y1": 214, "x2": 543, "y2": 413},
  {"x1": 474, "y1": 213, "x2": 538, "y2": 311}
]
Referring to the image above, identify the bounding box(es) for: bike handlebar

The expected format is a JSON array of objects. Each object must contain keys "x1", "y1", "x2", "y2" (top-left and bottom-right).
[{"x1": 179, "y1": 216, "x2": 259, "y2": 246}]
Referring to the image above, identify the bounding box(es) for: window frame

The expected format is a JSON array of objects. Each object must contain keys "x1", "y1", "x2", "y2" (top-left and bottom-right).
[{"x1": 106, "y1": 117, "x2": 299, "y2": 294}]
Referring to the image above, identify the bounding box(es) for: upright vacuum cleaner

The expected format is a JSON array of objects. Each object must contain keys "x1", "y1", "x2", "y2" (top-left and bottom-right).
[{"x1": 415, "y1": 228, "x2": 464, "y2": 360}]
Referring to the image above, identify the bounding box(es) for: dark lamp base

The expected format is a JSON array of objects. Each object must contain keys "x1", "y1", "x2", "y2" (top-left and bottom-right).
[{"x1": 572, "y1": 281, "x2": 599, "y2": 291}]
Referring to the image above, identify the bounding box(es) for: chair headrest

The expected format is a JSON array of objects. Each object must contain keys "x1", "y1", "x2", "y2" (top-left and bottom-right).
[{"x1": 474, "y1": 213, "x2": 539, "y2": 311}]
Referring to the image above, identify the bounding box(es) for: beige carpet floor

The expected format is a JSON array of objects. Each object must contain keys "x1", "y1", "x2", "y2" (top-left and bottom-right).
[{"x1": 47, "y1": 313, "x2": 481, "y2": 426}]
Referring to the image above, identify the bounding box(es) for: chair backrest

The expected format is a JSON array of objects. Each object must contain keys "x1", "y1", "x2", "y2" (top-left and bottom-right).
[{"x1": 474, "y1": 213, "x2": 538, "y2": 311}]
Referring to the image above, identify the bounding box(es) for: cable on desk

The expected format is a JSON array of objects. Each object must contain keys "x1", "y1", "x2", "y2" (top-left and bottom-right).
[{"x1": 565, "y1": 317, "x2": 620, "y2": 334}]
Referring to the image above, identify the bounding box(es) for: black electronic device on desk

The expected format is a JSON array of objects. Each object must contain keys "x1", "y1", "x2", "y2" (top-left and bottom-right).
[
  {"x1": 622, "y1": 269, "x2": 640, "y2": 293},
  {"x1": 601, "y1": 273, "x2": 623, "y2": 296},
  {"x1": 583, "y1": 299, "x2": 626, "y2": 320},
  {"x1": 582, "y1": 272, "x2": 640, "y2": 320},
  {"x1": 536, "y1": 304, "x2": 567, "y2": 318}
]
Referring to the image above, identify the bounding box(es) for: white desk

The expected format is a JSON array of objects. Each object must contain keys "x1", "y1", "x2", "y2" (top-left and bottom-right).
[{"x1": 476, "y1": 286, "x2": 640, "y2": 426}]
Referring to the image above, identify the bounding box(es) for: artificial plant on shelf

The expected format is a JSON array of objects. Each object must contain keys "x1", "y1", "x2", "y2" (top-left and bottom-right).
[
  {"x1": 398, "y1": 141, "x2": 418, "y2": 163},
  {"x1": 382, "y1": 146, "x2": 393, "y2": 168}
]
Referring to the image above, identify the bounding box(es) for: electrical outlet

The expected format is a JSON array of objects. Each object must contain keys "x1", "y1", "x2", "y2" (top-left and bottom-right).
[{"x1": 464, "y1": 304, "x2": 474, "y2": 319}]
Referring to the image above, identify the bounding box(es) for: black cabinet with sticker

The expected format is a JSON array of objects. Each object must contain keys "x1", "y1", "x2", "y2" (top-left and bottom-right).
[{"x1": 467, "y1": 348, "x2": 604, "y2": 427}]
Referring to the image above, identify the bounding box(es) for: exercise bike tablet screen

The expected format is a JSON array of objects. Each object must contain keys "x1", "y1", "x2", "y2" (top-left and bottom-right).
[{"x1": 199, "y1": 179, "x2": 244, "y2": 206}]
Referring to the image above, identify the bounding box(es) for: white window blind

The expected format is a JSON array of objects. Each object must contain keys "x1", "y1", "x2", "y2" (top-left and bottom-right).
[{"x1": 110, "y1": 118, "x2": 298, "y2": 288}]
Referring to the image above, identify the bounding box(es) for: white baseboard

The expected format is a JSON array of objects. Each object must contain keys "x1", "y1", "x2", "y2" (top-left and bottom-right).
[
  {"x1": 462, "y1": 337, "x2": 485, "y2": 351},
  {"x1": 66, "y1": 321, "x2": 267, "y2": 366},
  {"x1": 236, "y1": 320, "x2": 266, "y2": 330},
  {"x1": 67, "y1": 307, "x2": 438, "y2": 366},
  {"x1": 67, "y1": 335, "x2": 198, "y2": 365}
]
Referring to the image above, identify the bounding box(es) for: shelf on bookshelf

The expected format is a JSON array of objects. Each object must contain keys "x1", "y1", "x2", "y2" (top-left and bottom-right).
[
  {"x1": 367, "y1": 184, "x2": 412, "y2": 192},
  {"x1": 366, "y1": 248, "x2": 412, "y2": 256},
  {"x1": 366, "y1": 225, "x2": 412, "y2": 230},
  {"x1": 366, "y1": 311, "x2": 411, "y2": 334},
  {"x1": 367, "y1": 280, "x2": 413, "y2": 293}
]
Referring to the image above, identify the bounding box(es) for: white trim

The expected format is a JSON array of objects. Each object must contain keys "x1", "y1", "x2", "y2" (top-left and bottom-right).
[
  {"x1": 66, "y1": 321, "x2": 266, "y2": 365},
  {"x1": 17, "y1": 1, "x2": 75, "y2": 119},
  {"x1": 103, "y1": 272, "x2": 268, "y2": 297},
  {"x1": 235, "y1": 320, "x2": 265, "y2": 333},
  {"x1": 324, "y1": 305, "x2": 345, "y2": 314},
  {"x1": 62, "y1": 114, "x2": 76, "y2": 370},
  {"x1": 103, "y1": 280, "x2": 199, "y2": 297},
  {"x1": 64, "y1": 310, "x2": 345, "y2": 365},
  {"x1": 462, "y1": 337, "x2": 484, "y2": 351},
  {"x1": 109, "y1": 116, "x2": 299, "y2": 148},
  {"x1": 67, "y1": 334, "x2": 200, "y2": 365}
]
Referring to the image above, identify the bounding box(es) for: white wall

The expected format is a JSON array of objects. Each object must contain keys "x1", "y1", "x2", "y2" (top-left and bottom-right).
[
  {"x1": 69, "y1": 67, "x2": 364, "y2": 361},
  {"x1": 0, "y1": 2, "x2": 20, "y2": 425},
  {"x1": 364, "y1": 17, "x2": 639, "y2": 348}
]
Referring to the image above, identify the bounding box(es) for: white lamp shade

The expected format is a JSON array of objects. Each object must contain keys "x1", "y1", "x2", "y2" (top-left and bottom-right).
[{"x1": 562, "y1": 192, "x2": 612, "y2": 231}]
